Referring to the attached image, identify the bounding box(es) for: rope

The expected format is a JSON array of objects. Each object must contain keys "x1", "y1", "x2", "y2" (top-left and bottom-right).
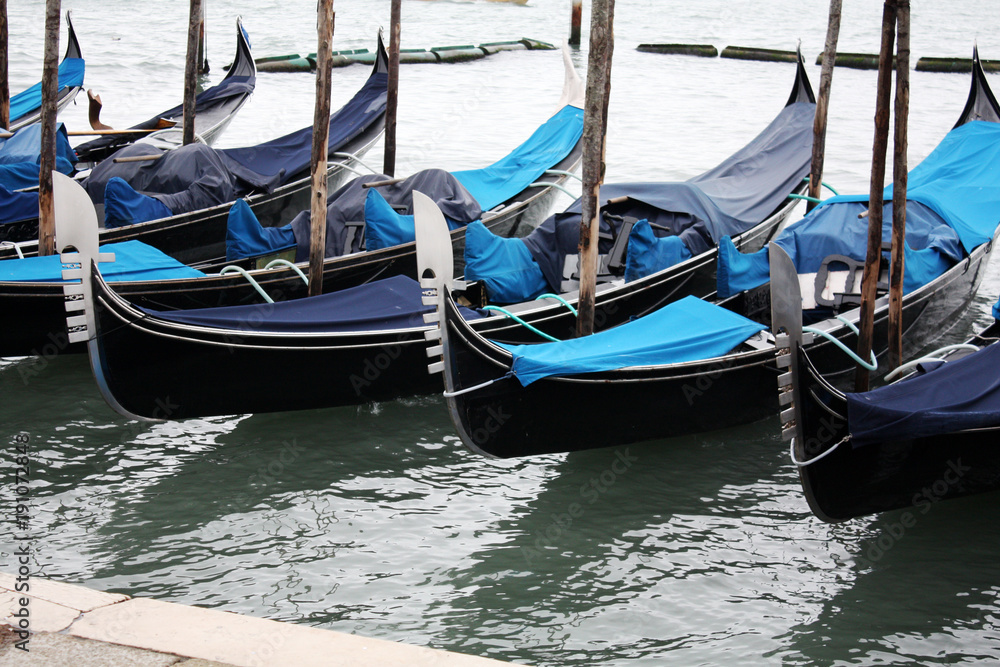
[
  {"x1": 802, "y1": 176, "x2": 840, "y2": 196},
  {"x1": 482, "y1": 305, "x2": 561, "y2": 342},
  {"x1": 882, "y1": 344, "x2": 980, "y2": 381},
  {"x1": 442, "y1": 371, "x2": 515, "y2": 397},
  {"x1": 263, "y1": 258, "x2": 309, "y2": 284},
  {"x1": 788, "y1": 193, "x2": 822, "y2": 204},
  {"x1": 527, "y1": 180, "x2": 577, "y2": 199},
  {"x1": 789, "y1": 435, "x2": 848, "y2": 467},
  {"x1": 0, "y1": 241, "x2": 24, "y2": 259},
  {"x1": 543, "y1": 169, "x2": 583, "y2": 183},
  {"x1": 331, "y1": 151, "x2": 379, "y2": 174}
]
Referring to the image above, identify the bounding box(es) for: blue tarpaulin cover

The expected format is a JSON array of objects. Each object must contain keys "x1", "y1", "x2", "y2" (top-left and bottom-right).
[
  {"x1": 624, "y1": 219, "x2": 693, "y2": 282},
  {"x1": 452, "y1": 105, "x2": 584, "y2": 211},
  {"x1": 103, "y1": 177, "x2": 173, "y2": 228},
  {"x1": 9, "y1": 57, "x2": 84, "y2": 125},
  {"x1": 464, "y1": 220, "x2": 548, "y2": 303},
  {"x1": 0, "y1": 124, "x2": 76, "y2": 192},
  {"x1": 0, "y1": 240, "x2": 205, "y2": 283},
  {"x1": 717, "y1": 121, "x2": 1000, "y2": 298},
  {"x1": 495, "y1": 295, "x2": 766, "y2": 386},
  {"x1": 226, "y1": 199, "x2": 295, "y2": 260},
  {"x1": 144, "y1": 274, "x2": 485, "y2": 333},
  {"x1": 846, "y1": 341, "x2": 1000, "y2": 447},
  {"x1": 994, "y1": 295, "x2": 1000, "y2": 321}
]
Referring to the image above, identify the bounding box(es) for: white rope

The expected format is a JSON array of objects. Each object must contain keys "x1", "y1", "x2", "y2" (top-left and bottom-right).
[{"x1": 789, "y1": 435, "x2": 848, "y2": 467}]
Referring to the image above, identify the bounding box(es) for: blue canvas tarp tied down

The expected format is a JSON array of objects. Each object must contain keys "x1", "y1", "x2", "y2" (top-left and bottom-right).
[
  {"x1": 496, "y1": 295, "x2": 766, "y2": 386},
  {"x1": 226, "y1": 199, "x2": 296, "y2": 260},
  {"x1": 846, "y1": 341, "x2": 1000, "y2": 447},
  {"x1": 519, "y1": 100, "x2": 815, "y2": 292},
  {"x1": 452, "y1": 104, "x2": 584, "y2": 211},
  {"x1": 219, "y1": 71, "x2": 388, "y2": 186},
  {"x1": 0, "y1": 124, "x2": 76, "y2": 191},
  {"x1": 717, "y1": 120, "x2": 1000, "y2": 299},
  {"x1": 9, "y1": 57, "x2": 84, "y2": 125},
  {"x1": 144, "y1": 274, "x2": 485, "y2": 333},
  {"x1": 0, "y1": 240, "x2": 204, "y2": 283},
  {"x1": 994, "y1": 295, "x2": 1000, "y2": 321},
  {"x1": 464, "y1": 220, "x2": 548, "y2": 303}
]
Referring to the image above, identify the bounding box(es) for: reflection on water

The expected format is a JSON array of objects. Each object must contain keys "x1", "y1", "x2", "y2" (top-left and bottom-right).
[{"x1": 4, "y1": 0, "x2": 1000, "y2": 665}]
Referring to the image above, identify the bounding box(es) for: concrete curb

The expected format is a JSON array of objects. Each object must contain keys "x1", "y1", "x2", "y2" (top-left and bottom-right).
[{"x1": 0, "y1": 573, "x2": 517, "y2": 666}]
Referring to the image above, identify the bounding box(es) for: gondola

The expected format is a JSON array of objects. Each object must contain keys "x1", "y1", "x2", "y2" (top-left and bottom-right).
[
  {"x1": 773, "y1": 246, "x2": 1000, "y2": 522},
  {"x1": 51, "y1": 53, "x2": 815, "y2": 420},
  {"x1": 0, "y1": 18, "x2": 260, "y2": 246},
  {"x1": 8, "y1": 12, "x2": 85, "y2": 132},
  {"x1": 0, "y1": 47, "x2": 583, "y2": 358},
  {"x1": 72, "y1": 17, "x2": 257, "y2": 166},
  {"x1": 422, "y1": 48, "x2": 1000, "y2": 458}
]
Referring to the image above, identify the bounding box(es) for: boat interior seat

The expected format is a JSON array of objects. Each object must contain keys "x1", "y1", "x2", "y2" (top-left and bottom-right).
[
  {"x1": 558, "y1": 216, "x2": 639, "y2": 292},
  {"x1": 798, "y1": 249, "x2": 889, "y2": 312},
  {"x1": 343, "y1": 220, "x2": 367, "y2": 254}
]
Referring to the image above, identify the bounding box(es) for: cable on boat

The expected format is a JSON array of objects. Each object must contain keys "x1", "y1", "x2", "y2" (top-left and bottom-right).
[
  {"x1": 789, "y1": 435, "x2": 849, "y2": 467},
  {"x1": 527, "y1": 180, "x2": 577, "y2": 199},
  {"x1": 535, "y1": 292, "x2": 577, "y2": 316},
  {"x1": 263, "y1": 258, "x2": 309, "y2": 284},
  {"x1": 219, "y1": 265, "x2": 274, "y2": 303},
  {"x1": 802, "y1": 176, "x2": 840, "y2": 196},
  {"x1": 442, "y1": 371, "x2": 515, "y2": 398},
  {"x1": 331, "y1": 151, "x2": 379, "y2": 174},
  {"x1": 882, "y1": 343, "x2": 981, "y2": 381},
  {"x1": 543, "y1": 169, "x2": 583, "y2": 183},
  {"x1": 802, "y1": 315, "x2": 877, "y2": 371},
  {"x1": 482, "y1": 305, "x2": 561, "y2": 342}
]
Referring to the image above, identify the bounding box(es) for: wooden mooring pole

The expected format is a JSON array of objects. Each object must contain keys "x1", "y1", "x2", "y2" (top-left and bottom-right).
[
  {"x1": 308, "y1": 0, "x2": 335, "y2": 297},
  {"x1": 808, "y1": 0, "x2": 842, "y2": 211},
  {"x1": 0, "y1": 0, "x2": 8, "y2": 131},
  {"x1": 569, "y1": 0, "x2": 583, "y2": 48},
  {"x1": 197, "y1": 0, "x2": 209, "y2": 75},
  {"x1": 888, "y1": 0, "x2": 910, "y2": 370},
  {"x1": 183, "y1": 0, "x2": 203, "y2": 146},
  {"x1": 855, "y1": 0, "x2": 897, "y2": 392},
  {"x1": 383, "y1": 0, "x2": 401, "y2": 177},
  {"x1": 576, "y1": 0, "x2": 615, "y2": 337},
  {"x1": 37, "y1": 0, "x2": 60, "y2": 257}
]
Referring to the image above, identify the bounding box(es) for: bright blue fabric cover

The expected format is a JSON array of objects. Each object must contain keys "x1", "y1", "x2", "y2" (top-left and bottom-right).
[
  {"x1": 103, "y1": 177, "x2": 174, "y2": 228},
  {"x1": 623, "y1": 219, "x2": 693, "y2": 282},
  {"x1": 364, "y1": 188, "x2": 415, "y2": 251},
  {"x1": 225, "y1": 199, "x2": 295, "y2": 261},
  {"x1": 9, "y1": 57, "x2": 84, "y2": 124},
  {"x1": 464, "y1": 221, "x2": 547, "y2": 303},
  {"x1": 994, "y1": 295, "x2": 1000, "y2": 321},
  {"x1": 715, "y1": 120, "x2": 1000, "y2": 299},
  {"x1": 0, "y1": 185, "x2": 39, "y2": 224},
  {"x1": 846, "y1": 341, "x2": 1000, "y2": 447},
  {"x1": 143, "y1": 274, "x2": 484, "y2": 333},
  {"x1": 452, "y1": 105, "x2": 583, "y2": 211},
  {"x1": 219, "y1": 72, "x2": 388, "y2": 186},
  {"x1": 0, "y1": 240, "x2": 204, "y2": 283},
  {"x1": 495, "y1": 295, "x2": 766, "y2": 386},
  {"x1": 0, "y1": 124, "x2": 76, "y2": 190}
]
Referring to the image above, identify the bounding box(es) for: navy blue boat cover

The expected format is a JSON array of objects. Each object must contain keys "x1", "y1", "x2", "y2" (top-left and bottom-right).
[
  {"x1": 143, "y1": 274, "x2": 484, "y2": 333},
  {"x1": 0, "y1": 240, "x2": 204, "y2": 283},
  {"x1": 10, "y1": 56, "x2": 84, "y2": 125},
  {"x1": 717, "y1": 120, "x2": 1000, "y2": 298},
  {"x1": 472, "y1": 99, "x2": 817, "y2": 299},
  {"x1": 85, "y1": 66, "x2": 387, "y2": 226},
  {"x1": 496, "y1": 295, "x2": 766, "y2": 386},
  {"x1": 846, "y1": 341, "x2": 1000, "y2": 447},
  {"x1": 0, "y1": 124, "x2": 76, "y2": 193}
]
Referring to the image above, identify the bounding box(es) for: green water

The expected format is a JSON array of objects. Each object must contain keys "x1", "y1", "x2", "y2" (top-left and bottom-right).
[{"x1": 4, "y1": 1, "x2": 1000, "y2": 664}]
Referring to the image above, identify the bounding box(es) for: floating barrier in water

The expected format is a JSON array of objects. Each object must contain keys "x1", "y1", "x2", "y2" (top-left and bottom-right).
[
  {"x1": 247, "y1": 38, "x2": 555, "y2": 72},
  {"x1": 815, "y1": 52, "x2": 880, "y2": 70},
  {"x1": 916, "y1": 56, "x2": 1000, "y2": 73},
  {"x1": 636, "y1": 43, "x2": 718, "y2": 57},
  {"x1": 720, "y1": 46, "x2": 798, "y2": 63}
]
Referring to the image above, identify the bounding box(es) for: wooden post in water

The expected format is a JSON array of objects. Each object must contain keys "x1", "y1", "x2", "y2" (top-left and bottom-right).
[
  {"x1": 308, "y1": 0, "x2": 335, "y2": 297},
  {"x1": 0, "y1": 0, "x2": 9, "y2": 131},
  {"x1": 383, "y1": 0, "x2": 401, "y2": 177},
  {"x1": 37, "y1": 0, "x2": 60, "y2": 257},
  {"x1": 855, "y1": 0, "x2": 897, "y2": 392},
  {"x1": 197, "y1": 0, "x2": 209, "y2": 75},
  {"x1": 808, "y1": 0, "x2": 842, "y2": 211},
  {"x1": 888, "y1": 0, "x2": 909, "y2": 370},
  {"x1": 183, "y1": 0, "x2": 203, "y2": 146},
  {"x1": 576, "y1": 0, "x2": 616, "y2": 337},
  {"x1": 569, "y1": 0, "x2": 583, "y2": 48}
]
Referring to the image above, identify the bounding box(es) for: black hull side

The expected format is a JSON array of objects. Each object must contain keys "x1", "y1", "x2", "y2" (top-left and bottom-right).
[{"x1": 792, "y1": 322, "x2": 1000, "y2": 522}]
